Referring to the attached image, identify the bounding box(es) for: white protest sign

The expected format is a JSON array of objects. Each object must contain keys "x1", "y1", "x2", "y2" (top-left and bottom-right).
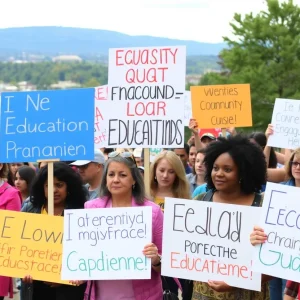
[
  {"x1": 162, "y1": 198, "x2": 262, "y2": 291},
  {"x1": 184, "y1": 91, "x2": 192, "y2": 126},
  {"x1": 106, "y1": 46, "x2": 186, "y2": 148},
  {"x1": 62, "y1": 207, "x2": 152, "y2": 280},
  {"x1": 94, "y1": 85, "x2": 108, "y2": 147},
  {"x1": 268, "y1": 98, "x2": 300, "y2": 149},
  {"x1": 252, "y1": 182, "x2": 300, "y2": 282}
]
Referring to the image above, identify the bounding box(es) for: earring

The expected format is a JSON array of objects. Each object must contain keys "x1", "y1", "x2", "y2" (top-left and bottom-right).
[
  {"x1": 132, "y1": 184, "x2": 135, "y2": 190},
  {"x1": 154, "y1": 176, "x2": 157, "y2": 182},
  {"x1": 239, "y1": 178, "x2": 242, "y2": 184}
]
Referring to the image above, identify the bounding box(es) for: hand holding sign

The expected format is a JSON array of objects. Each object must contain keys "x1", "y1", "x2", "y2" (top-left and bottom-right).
[
  {"x1": 250, "y1": 226, "x2": 267, "y2": 246},
  {"x1": 62, "y1": 207, "x2": 153, "y2": 280}
]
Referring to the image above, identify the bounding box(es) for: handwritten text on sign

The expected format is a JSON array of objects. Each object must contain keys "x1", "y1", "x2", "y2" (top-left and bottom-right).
[
  {"x1": 190, "y1": 84, "x2": 252, "y2": 128},
  {"x1": 0, "y1": 88, "x2": 94, "y2": 162},
  {"x1": 62, "y1": 207, "x2": 152, "y2": 280},
  {"x1": 162, "y1": 198, "x2": 261, "y2": 291},
  {"x1": 107, "y1": 46, "x2": 186, "y2": 148},
  {"x1": 252, "y1": 182, "x2": 300, "y2": 282},
  {"x1": 94, "y1": 85, "x2": 108, "y2": 147},
  {"x1": 267, "y1": 98, "x2": 300, "y2": 149},
  {"x1": 0, "y1": 210, "x2": 66, "y2": 284}
]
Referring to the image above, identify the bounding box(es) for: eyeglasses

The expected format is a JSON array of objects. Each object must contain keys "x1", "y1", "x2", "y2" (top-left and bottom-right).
[
  {"x1": 108, "y1": 151, "x2": 137, "y2": 167},
  {"x1": 290, "y1": 161, "x2": 300, "y2": 168}
]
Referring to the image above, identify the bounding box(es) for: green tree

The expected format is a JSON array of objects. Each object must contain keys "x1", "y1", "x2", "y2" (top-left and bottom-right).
[{"x1": 201, "y1": 0, "x2": 300, "y2": 130}]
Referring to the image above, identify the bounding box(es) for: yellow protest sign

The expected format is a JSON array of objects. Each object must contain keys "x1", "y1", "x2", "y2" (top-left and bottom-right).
[
  {"x1": 154, "y1": 197, "x2": 165, "y2": 211},
  {"x1": 0, "y1": 210, "x2": 68, "y2": 284},
  {"x1": 190, "y1": 84, "x2": 252, "y2": 128}
]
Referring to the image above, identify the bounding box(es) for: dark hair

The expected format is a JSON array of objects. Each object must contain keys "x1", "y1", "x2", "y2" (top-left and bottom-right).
[
  {"x1": 0, "y1": 163, "x2": 9, "y2": 180},
  {"x1": 249, "y1": 132, "x2": 277, "y2": 168},
  {"x1": 16, "y1": 166, "x2": 36, "y2": 193},
  {"x1": 184, "y1": 143, "x2": 190, "y2": 155},
  {"x1": 103, "y1": 148, "x2": 114, "y2": 155},
  {"x1": 197, "y1": 149, "x2": 206, "y2": 155},
  {"x1": 99, "y1": 155, "x2": 145, "y2": 204},
  {"x1": 30, "y1": 162, "x2": 86, "y2": 209},
  {"x1": 189, "y1": 143, "x2": 196, "y2": 152},
  {"x1": 204, "y1": 135, "x2": 266, "y2": 194}
]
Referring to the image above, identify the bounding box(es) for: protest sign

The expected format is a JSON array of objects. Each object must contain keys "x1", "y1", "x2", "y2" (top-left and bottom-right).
[
  {"x1": 0, "y1": 88, "x2": 94, "y2": 162},
  {"x1": 62, "y1": 207, "x2": 152, "y2": 280},
  {"x1": 252, "y1": 182, "x2": 300, "y2": 282},
  {"x1": 150, "y1": 148, "x2": 163, "y2": 163},
  {"x1": 106, "y1": 46, "x2": 186, "y2": 148},
  {"x1": 267, "y1": 98, "x2": 300, "y2": 149},
  {"x1": 162, "y1": 198, "x2": 261, "y2": 291},
  {"x1": 94, "y1": 85, "x2": 108, "y2": 147},
  {"x1": 154, "y1": 197, "x2": 165, "y2": 212},
  {"x1": 184, "y1": 91, "x2": 192, "y2": 126},
  {"x1": 191, "y1": 84, "x2": 252, "y2": 128},
  {"x1": 0, "y1": 210, "x2": 66, "y2": 283}
]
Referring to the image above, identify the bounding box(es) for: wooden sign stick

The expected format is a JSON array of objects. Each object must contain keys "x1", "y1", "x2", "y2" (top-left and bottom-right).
[
  {"x1": 143, "y1": 148, "x2": 150, "y2": 196},
  {"x1": 37, "y1": 159, "x2": 60, "y2": 216}
]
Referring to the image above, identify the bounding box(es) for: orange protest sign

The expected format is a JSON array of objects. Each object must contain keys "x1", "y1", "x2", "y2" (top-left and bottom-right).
[
  {"x1": 0, "y1": 210, "x2": 68, "y2": 284},
  {"x1": 190, "y1": 84, "x2": 252, "y2": 128}
]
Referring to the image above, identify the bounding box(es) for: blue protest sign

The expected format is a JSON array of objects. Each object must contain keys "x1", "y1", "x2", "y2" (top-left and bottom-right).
[{"x1": 0, "y1": 88, "x2": 94, "y2": 162}]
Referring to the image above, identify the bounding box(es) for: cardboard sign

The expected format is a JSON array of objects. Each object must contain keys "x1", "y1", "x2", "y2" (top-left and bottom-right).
[
  {"x1": 162, "y1": 198, "x2": 261, "y2": 291},
  {"x1": 268, "y1": 98, "x2": 300, "y2": 149},
  {"x1": 252, "y1": 182, "x2": 300, "y2": 282},
  {"x1": 94, "y1": 85, "x2": 108, "y2": 147},
  {"x1": 106, "y1": 46, "x2": 186, "y2": 148},
  {"x1": 0, "y1": 210, "x2": 67, "y2": 284},
  {"x1": 0, "y1": 88, "x2": 94, "y2": 162},
  {"x1": 191, "y1": 84, "x2": 252, "y2": 128},
  {"x1": 62, "y1": 207, "x2": 152, "y2": 280}
]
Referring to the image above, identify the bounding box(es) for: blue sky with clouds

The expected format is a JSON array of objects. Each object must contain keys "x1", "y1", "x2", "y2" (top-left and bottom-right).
[{"x1": 1, "y1": 0, "x2": 299, "y2": 43}]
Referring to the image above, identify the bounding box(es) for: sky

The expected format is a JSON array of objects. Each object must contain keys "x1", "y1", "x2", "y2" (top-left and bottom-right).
[{"x1": 1, "y1": 0, "x2": 299, "y2": 43}]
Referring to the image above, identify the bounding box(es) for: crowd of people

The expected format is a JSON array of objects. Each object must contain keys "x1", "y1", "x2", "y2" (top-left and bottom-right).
[{"x1": 0, "y1": 119, "x2": 298, "y2": 300}]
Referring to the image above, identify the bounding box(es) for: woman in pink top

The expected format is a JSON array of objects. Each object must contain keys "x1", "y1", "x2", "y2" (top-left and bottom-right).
[
  {"x1": 72, "y1": 151, "x2": 164, "y2": 300},
  {"x1": 0, "y1": 163, "x2": 22, "y2": 299}
]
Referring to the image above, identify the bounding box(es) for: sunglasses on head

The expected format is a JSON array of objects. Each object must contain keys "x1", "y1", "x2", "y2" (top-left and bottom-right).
[{"x1": 108, "y1": 151, "x2": 137, "y2": 167}]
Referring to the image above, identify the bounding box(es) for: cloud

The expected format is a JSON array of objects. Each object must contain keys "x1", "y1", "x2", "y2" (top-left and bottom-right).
[{"x1": 1, "y1": 0, "x2": 300, "y2": 43}]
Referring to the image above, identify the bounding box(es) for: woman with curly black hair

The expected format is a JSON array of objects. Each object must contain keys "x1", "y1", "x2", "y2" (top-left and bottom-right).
[
  {"x1": 191, "y1": 135, "x2": 271, "y2": 300},
  {"x1": 21, "y1": 162, "x2": 87, "y2": 300}
]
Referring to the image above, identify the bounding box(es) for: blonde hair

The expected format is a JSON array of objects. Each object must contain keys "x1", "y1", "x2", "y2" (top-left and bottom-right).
[
  {"x1": 150, "y1": 151, "x2": 191, "y2": 199},
  {"x1": 285, "y1": 148, "x2": 300, "y2": 180}
]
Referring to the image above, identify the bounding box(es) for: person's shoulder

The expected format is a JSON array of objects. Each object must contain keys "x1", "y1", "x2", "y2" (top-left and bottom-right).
[
  {"x1": 280, "y1": 178, "x2": 295, "y2": 186},
  {"x1": 84, "y1": 197, "x2": 107, "y2": 208},
  {"x1": 21, "y1": 198, "x2": 35, "y2": 212},
  {"x1": 186, "y1": 173, "x2": 194, "y2": 180},
  {"x1": 142, "y1": 199, "x2": 161, "y2": 210},
  {"x1": 192, "y1": 183, "x2": 207, "y2": 198}
]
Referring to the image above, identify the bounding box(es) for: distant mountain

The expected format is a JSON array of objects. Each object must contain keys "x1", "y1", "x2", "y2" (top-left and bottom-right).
[{"x1": 0, "y1": 26, "x2": 226, "y2": 57}]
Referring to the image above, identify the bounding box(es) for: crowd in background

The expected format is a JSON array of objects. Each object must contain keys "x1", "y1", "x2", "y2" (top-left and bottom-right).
[{"x1": 0, "y1": 118, "x2": 298, "y2": 300}]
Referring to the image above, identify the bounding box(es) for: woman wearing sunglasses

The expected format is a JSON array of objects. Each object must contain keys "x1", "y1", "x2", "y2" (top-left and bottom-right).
[
  {"x1": 71, "y1": 151, "x2": 164, "y2": 300},
  {"x1": 250, "y1": 148, "x2": 300, "y2": 300}
]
